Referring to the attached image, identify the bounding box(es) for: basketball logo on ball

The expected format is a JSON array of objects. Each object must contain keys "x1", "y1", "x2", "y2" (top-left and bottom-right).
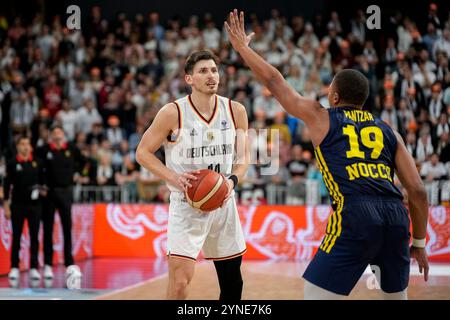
[{"x1": 185, "y1": 169, "x2": 228, "y2": 212}]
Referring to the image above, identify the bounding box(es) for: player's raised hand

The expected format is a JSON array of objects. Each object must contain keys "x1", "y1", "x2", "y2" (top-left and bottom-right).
[
  {"x1": 410, "y1": 246, "x2": 429, "y2": 282},
  {"x1": 224, "y1": 9, "x2": 255, "y2": 51}
]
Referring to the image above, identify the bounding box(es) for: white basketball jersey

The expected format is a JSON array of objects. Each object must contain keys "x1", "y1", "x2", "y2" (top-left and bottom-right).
[{"x1": 164, "y1": 94, "x2": 237, "y2": 192}]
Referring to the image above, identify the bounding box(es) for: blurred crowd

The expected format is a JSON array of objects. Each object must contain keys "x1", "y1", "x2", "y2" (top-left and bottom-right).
[{"x1": 0, "y1": 4, "x2": 449, "y2": 204}]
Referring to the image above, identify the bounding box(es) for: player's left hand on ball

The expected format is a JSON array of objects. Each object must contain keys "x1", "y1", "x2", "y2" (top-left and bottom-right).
[
  {"x1": 410, "y1": 246, "x2": 429, "y2": 282},
  {"x1": 177, "y1": 171, "x2": 200, "y2": 191}
]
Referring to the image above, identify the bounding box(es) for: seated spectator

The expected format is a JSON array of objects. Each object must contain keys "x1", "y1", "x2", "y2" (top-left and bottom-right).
[
  {"x1": 420, "y1": 153, "x2": 447, "y2": 181},
  {"x1": 74, "y1": 131, "x2": 87, "y2": 151},
  {"x1": 436, "y1": 113, "x2": 450, "y2": 140},
  {"x1": 250, "y1": 109, "x2": 267, "y2": 130},
  {"x1": 381, "y1": 95, "x2": 400, "y2": 131},
  {"x1": 405, "y1": 130, "x2": 418, "y2": 159},
  {"x1": 270, "y1": 112, "x2": 292, "y2": 145},
  {"x1": 308, "y1": 159, "x2": 329, "y2": 204},
  {"x1": 56, "y1": 99, "x2": 78, "y2": 141},
  {"x1": 262, "y1": 157, "x2": 290, "y2": 187},
  {"x1": 136, "y1": 166, "x2": 163, "y2": 202},
  {"x1": 427, "y1": 82, "x2": 444, "y2": 126},
  {"x1": 115, "y1": 154, "x2": 139, "y2": 201},
  {"x1": 43, "y1": 74, "x2": 62, "y2": 117},
  {"x1": 128, "y1": 122, "x2": 145, "y2": 152},
  {"x1": 77, "y1": 147, "x2": 97, "y2": 186},
  {"x1": 253, "y1": 87, "x2": 283, "y2": 122},
  {"x1": 76, "y1": 97, "x2": 102, "y2": 135},
  {"x1": 397, "y1": 98, "x2": 416, "y2": 136},
  {"x1": 69, "y1": 77, "x2": 96, "y2": 110},
  {"x1": 439, "y1": 132, "x2": 450, "y2": 163},
  {"x1": 97, "y1": 150, "x2": 115, "y2": 186},
  {"x1": 10, "y1": 90, "x2": 34, "y2": 135},
  {"x1": 416, "y1": 125, "x2": 434, "y2": 162},
  {"x1": 106, "y1": 116, "x2": 126, "y2": 149},
  {"x1": 86, "y1": 122, "x2": 105, "y2": 145},
  {"x1": 286, "y1": 144, "x2": 308, "y2": 172}
]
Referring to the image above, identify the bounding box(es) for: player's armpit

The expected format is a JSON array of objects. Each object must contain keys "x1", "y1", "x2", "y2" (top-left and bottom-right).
[
  {"x1": 230, "y1": 101, "x2": 249, "y2": 181},
  {"x1": 230, "y1": 101, "x2": 247, "y2": 129},
  {"x1": 136, "y1": 103, "x2": 178, "y2": 156},
  {"x1": 135, "y1": 103, "x2": 179, "y2": 184}
]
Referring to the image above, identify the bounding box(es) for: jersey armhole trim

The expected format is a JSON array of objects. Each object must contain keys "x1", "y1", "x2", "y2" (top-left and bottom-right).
[
  {"x1": 167, "y1": 101, "x2": 182, "y2": 144},
  {"x1": 228, "y1": 98, "x2": 237, "y2": 130}
]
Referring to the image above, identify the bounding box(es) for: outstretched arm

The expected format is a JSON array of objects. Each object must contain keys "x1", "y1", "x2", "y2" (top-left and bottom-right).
[
  {"x1": 224, "y1": 10, "x2": 326, "y2": 129},
  {"x1": 394, "y1": 130, "x2": 429, "y2": 281}
]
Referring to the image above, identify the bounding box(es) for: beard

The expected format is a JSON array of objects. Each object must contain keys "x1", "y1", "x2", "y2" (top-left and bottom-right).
[{"x1": 192, "y1": 82, "x2": 218, "y2": 95}]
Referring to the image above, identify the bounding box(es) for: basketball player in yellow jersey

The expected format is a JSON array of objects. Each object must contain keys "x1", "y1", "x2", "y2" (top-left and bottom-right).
[
  {"x1": 136, "y1": 50, "x2": 249, "y2": 300},
  {"x1": 226, "y1": 10, "x2": 429, "y2": 299}
]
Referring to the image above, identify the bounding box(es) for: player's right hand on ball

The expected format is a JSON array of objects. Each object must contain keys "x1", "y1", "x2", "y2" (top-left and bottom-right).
[{"x1": 171, "y1": 171, "x2": 200, "y2": 191}]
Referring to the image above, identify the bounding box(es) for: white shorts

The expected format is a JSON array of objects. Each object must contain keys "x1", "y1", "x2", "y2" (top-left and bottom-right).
[{"x1": 167, "y1": 191, "x2": 246, "y2": 261}]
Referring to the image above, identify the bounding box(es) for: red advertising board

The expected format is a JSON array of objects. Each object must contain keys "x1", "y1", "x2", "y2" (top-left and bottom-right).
[
  {"x1": 1, "y1": 204, "x2": 449, "y2": 276},
  {"x1": 93, "y1": 204, "x2": 450, "y2": 261}
]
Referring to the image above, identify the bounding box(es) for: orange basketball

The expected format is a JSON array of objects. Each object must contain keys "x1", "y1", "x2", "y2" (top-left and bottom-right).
[{"x1": 185, "y1": 169, "x2": 228, "y2": 212}]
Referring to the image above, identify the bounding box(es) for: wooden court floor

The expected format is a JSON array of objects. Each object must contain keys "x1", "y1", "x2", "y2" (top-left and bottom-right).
[{"x1": 97, "y1": 261, "x2": 450, "y2": 300}]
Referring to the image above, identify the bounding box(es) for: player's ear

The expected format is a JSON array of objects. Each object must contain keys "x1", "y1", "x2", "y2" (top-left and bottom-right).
[
  {"x1": 333, "y1": 91, "x2": 340, "y2": 105},
  {"x1": 184, "y1": 73, "x2": 193, "y2": 85}
]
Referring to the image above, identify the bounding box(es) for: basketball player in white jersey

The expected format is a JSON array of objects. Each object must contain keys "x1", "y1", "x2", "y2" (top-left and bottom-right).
[{"x1": 136, "y1": 50, "x2": 249, "y2": 300}]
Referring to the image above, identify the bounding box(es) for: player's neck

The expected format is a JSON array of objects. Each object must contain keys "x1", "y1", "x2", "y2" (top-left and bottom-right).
[
  {"x1": 334, "y1": 103, "x2": 362, "y2": 109},
  {"x1": 190, "y1": 91, "x2": 216, "y2": 112}
]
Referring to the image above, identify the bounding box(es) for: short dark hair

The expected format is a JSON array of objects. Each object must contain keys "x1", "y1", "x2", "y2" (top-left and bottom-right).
[
  {"x1": 16, "y1": 135, "x2": 30, "y2": 144},
  {"x1": 184, "y1": 50, "x2": 218, "y2": 74},
  {"x1": 333, "y1": 69, "x2": 369, "y2": 106},
  {"x1": 50, "y1": 124, "x2": 64, "y2": 132}
]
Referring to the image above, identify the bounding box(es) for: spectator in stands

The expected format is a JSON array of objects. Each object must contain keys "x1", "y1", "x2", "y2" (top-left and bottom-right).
[
  {"x1": 1, "y1": 4, "x2": 450, "y2": 206},
  {"x1": 381, "y1": 95, "x2": 400, "y2": 132},
  {"x1": 416, "y1": 125, "x2": 435, "y2": 162},
  {"x1": 307, "y1": 158, "x2": 328, "y2": 204},
  {"x1": 43, "y1": 74, "x2": 62, "y2": 117},
  {"x1": 136, "y1": 165, "x2": 163, "y2": 202},
  {"x1": 86, "y1": 121, "x2": 105, "y2": 145},
  {"x1": 106, "y1": 115, "x2": 126, "y2": 149},
  {"x1": 76, "y1": 97, "x2": 102, "y2": 135},
  {"x1": 433, "y1": 27, "x2": 450, "y2": 58},
  {"x1": 253, "y1": 87, "x2": 283, "y2": 122},
  {"x1": 428, "y1": 82, "x2": 444, "y2": 126},
  {"x1": 286, "y1": 147, "x2": 308, "y2": 205},
  {"x1": 420, "y1": 153, "x2": 447, "y2": 181},
  {"x1": 423, "y1": 23, "x2": 440, "y2": 56},
  {"x1": 270, "y1": 112, "x2": 292, "y2": 145},
  {"x1": 437, "y1": 131, "x2": 450, "y2": 159},
  {"x1": 10, "y1": 89, "x2": 34, "y2": 135},
  {"x1": 262, "y1": 157, "x2": 290, "y2": 188},
  {"x1": 96, "y1": 149, "x2": 115, "y2": 202},
  {"x1": 56, "y1": 99, "x2": 78, "y2": 142},
  {"x1": 397, "y1": 98, "x2": 416, "y2": 137},
  {"x1": 77, "y1": 146, "x2": 98, "y2": 189}
]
